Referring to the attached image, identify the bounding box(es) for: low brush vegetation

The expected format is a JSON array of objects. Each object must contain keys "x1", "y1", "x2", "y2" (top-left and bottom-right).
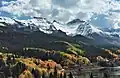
[
  {"x1": 0, "y1": 52, "x2": 67, "y2": 78},
  {"x1": 22, "y1": 47, "x2": 89, "y2": 66},
  {"x1": 0, "y1": 42, "x2": 90, "y2": 78}
]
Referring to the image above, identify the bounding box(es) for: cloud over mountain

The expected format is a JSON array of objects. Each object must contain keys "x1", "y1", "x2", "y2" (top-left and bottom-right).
[{"x1": 0, "y1": 0, "x2": 120, "y2": 28}]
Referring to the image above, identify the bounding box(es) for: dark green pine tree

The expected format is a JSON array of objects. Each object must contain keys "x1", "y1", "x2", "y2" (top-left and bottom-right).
[
  {"x1": 31, "y1": 68, "x2": 38, "y2": 78},
  {"x1": 0, "y1": 58, "x2": 5, "y2": 67},
  {"x1": 69, "y1": 72, "x2": 73, "y2": 78},
  {"x1": 90, "y1": 73, "x2": 93, "y2": 78},
  {"x1": 42, "y1": 71, "x2": 46, "y2": 78},
  {"x1": 60, "y1": 72, "x2": 63, "y2": 78},
  {"x1": 0, "y1": 72, "x2": 5, "y2": 78},
  {"x1": 64, "y1": 72, "x2": 67, "y2": 78},
  {"x1": 49, "y1": 72, "x2": 54, "y2": 78},
  {"x1": 104, "y1": 73, "x2": 108, "y2": 78},
  {"x1": 3, "y1": 66, "x2": 12, "y2": 78},
  {"x1": 54, "y1": 66, "x2": 58, "y2": 78},
  {"x1": 12, "y1": 62, "x2": 26, "y2": 78},
  {"x1": 47, "y1": 64, "x2": 50, "y2": 71},
  {"x1": 6, "y1": 55, "x2": 12, "y2": 66},
  {"x1": 12, "y1": 55, "x2": 16, "y2": 65}
]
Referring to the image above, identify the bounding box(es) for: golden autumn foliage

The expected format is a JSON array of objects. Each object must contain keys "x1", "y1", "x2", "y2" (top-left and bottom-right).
[
  {"x1": 39, "y1": 60, "x2": 57, "y2": 68},
  {"x1": 0, "y1": 49, "x2": 89, "y2": 78},
  {"x1": 116, "y1": 49, "x2": 120, "y2": 54},
  {"x1": 19, "y1": 70, "x2": 33, "y2": 78},
  {"x1": 60, "y1": 52, "x2": 90, "y2": 65},
  {"x1": 104, "y1": 49, "x2": 118, "y2": 58}
]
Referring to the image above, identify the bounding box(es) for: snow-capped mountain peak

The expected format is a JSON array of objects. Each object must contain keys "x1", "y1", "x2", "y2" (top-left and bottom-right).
[
  {"x1": 0, "y1": 16, "x2": 114, "y2": 37},
  {"x1": 0, "y1": 16, "x2": 120, "y2": 47},
  {"x1": 91, "y1": 25, "x2": 102, "y2": 33},
  {"x1": 112, "y1": 23, "x2": 120, "y2": 29},
  {"x1": 66, "y1": 19, "x2": 103, "y2": 36},
  {"x1": 13, "y1": 17, "x2": 57, "y2": 33},
  {"x1": 67, "y1": 19, "x2": 85, "y2": 25},
  {"x1": 0, "y1": 16, "x2": 15, "y2": 24}
]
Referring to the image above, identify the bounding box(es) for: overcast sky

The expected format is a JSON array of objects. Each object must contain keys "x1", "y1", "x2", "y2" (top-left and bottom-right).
[{"x1": 0, "y1": 0, "x2": 120, "y2": 28}]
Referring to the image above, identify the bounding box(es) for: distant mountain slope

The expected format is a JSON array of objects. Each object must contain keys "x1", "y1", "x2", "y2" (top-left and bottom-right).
[
  {"x1": 0, "y1": 16, "x2": 119, "y2": 55},
  {"x1": 0, "y1": 25, "x2": 115, "y2": 58}
]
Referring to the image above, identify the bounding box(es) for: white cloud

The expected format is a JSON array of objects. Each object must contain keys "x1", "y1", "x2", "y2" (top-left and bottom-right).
[
  {"x1": 0, "y1": 0, "x2": 120, "y2": 26},
  {"x1": 52, "y1": 0, "x2": 79, "y2": 8},
  {"x1": 105, "y1": 12, "x2": 120, "y2": 28},
  {"x1": 53, "y1": 9, "x2": 73, "y2": 22},
  {"x1": 0, "y1": 0, "x2": 52, "y2": 17},
  {"x1": 2, "y1": 1, "x2": 9, "y2": 5},
  {"x1": 29, "y1": 0, "x2": 52, "y2": 9},
  {"x1": 77, "y1": 0, "x2": 111, "y2": 13},
  {"x1": 75, "y1": 12, "x2": 93, "y2": 21}
]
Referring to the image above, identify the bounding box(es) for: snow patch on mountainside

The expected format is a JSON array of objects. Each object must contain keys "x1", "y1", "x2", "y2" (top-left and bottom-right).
[
  {"x1": 91, "y1": 25, "x2": 102, "y2": 33},
  {"x1": 113, "y1": 22, "x2": 120, "y2": 29},
  {"x1": 0, "y1": 17, "x2": 15, "y2": 24},
  {"x1": 15, "y1": 17, "x2": 57, "y2": 34},
  {"x1": 0, "y1": 16, "x2": 120, "y2": 39},
  {"x1": 53, "y1": 21, "x2": 77, "y2": 35}
]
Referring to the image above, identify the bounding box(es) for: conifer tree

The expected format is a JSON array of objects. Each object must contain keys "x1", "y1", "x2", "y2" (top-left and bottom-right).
[
  {"x1": 42, "y1": 71, "x2": 46, "y2": 78},
  {"x1": 54, "y1": 66, "x2": 58, "y2": 78},
  {"x1": 6, "y1": 55, "x2": 12, "y2": 66},
  {"x1": 90, "y1": 73, "x2": 93, "y2": 78},
  {"x1": 49, "y1": 72, "x2": 54, "y2": 78},
  {"x1": 104, "y1": 73, "x2": 108, "y2": 78},
  {"x1": 64, "y1": 72, "x2": 67, "y2": 78},
  {"x1": 32, "y1": 68, "x2": 38, "y2": 78},
  {"x1": 69, "y1": 72, "x2": 73, "y2": 78},
  {"x1": 60, "y1": 72, "x2": 63, "y2": 78}
]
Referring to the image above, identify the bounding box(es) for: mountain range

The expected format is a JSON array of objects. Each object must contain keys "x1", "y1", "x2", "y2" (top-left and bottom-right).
[{"x1": 0, "y1": 16, "x2": 119, "y2": 57}]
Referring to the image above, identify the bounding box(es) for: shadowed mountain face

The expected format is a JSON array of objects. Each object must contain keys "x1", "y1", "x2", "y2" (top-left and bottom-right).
[
  {"x1": 0, "y1": 17, "x2": 119, "y2": 57},
  {"x1": 0, "y1": 25, "x2": 112, "y2": 57}
]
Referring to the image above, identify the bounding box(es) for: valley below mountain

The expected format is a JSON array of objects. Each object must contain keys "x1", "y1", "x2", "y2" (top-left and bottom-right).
[{"x1": 0, "y1": 16, "x2": 120, "y2": 78}]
